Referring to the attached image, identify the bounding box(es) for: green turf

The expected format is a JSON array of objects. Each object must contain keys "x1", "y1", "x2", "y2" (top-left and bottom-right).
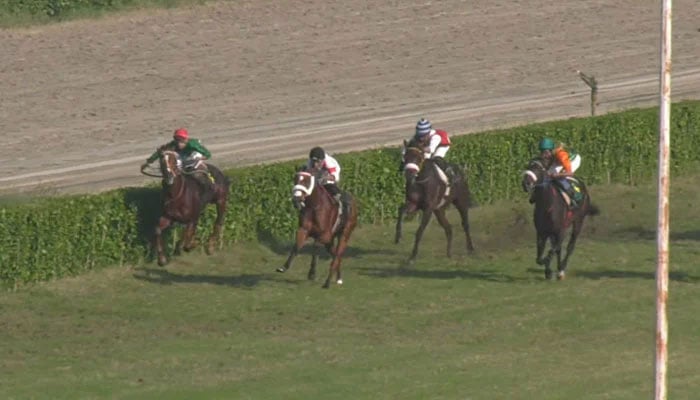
[
  {"x1": 0, "y1": 0, "x2": 210, "y2": 28},
  {"x1": 1, "y1": 175, "x2": 699, "y2": 399}
]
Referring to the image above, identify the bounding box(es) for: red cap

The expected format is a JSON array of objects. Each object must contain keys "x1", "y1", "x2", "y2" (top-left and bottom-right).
[{"x1": 173, "y1": 128, "x2": 189, "y2": 140}]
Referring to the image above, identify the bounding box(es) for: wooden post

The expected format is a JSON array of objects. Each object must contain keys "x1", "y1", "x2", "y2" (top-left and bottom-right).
[
  {"x1": 655, "y1": 1, "x2": 672, "y2": 400},
  {"x1": 576, "y1": 70, "x2": 598, "y2": 116}
]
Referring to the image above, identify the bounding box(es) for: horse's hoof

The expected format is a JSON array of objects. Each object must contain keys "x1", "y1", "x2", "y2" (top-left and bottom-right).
[
  {"x1": 307, "y1": 273, "x2": 316, "y2": 281},
  {"x1": 205, "y1": 245, "x2": 215, "y2": 255},
  {"x1": 544, "y1": 270, "x2": 553, "y2": 280},
  {"x1": 276, "y1": 267, "x2": 286, "y2": 273},
  {"x1": 557, "y1": 271, "x2": 566, "y2": 280},
  {"x1": 322, "y1": 281, "x2": 330, "y2": 289},
  {"x1": 158, "y1": 257, "x2": 168, "y2": 267},
  {"x1": 336, "y1": 279, "x2": 343, "y2": 285}
]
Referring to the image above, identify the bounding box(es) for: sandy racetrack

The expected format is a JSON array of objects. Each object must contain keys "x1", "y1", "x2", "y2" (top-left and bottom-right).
[{"x1": 0, "y1": 0, "x2": 698, "y2": 194}]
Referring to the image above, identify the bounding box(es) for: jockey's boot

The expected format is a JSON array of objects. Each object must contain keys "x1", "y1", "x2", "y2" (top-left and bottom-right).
[
  {"x1": 558, "y1": 179, "x2": 578, "y2": 209},
  {"x1": 195, "y1": 166, "x2": 216, "y2": 192},
  {"x1": 432, "y1": 157, "x2": 453, "y2": 184}
]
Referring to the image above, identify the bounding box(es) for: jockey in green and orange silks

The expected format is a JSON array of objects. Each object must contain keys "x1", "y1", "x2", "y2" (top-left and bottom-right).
[{"x1": 538, "y1": 137, "x2": 583, "y2": 207}]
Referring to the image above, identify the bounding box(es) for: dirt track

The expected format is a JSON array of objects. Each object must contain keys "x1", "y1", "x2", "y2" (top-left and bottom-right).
[{"x1": 1, "y1": 0, "x2": 699, "y2": 194}]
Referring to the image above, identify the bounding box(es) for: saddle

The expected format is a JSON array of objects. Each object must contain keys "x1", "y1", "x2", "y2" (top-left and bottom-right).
[{"x1": 553, "y1": 176, "x2": 584, "y2": 208}]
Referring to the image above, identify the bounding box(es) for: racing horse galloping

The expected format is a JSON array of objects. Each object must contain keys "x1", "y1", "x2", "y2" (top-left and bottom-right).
[
  {"x1": 521, "y1": 157, "x2": 599, "y2": 280},
  {"x1": 276, "y1": 166, "x2": 358, "y2": 289},
  {"x1": 395, "y1": 142, "x2": 475, "y2": 263},
  {"x1": 146, "y1": 150, "x2": 231, "y2": 266}
]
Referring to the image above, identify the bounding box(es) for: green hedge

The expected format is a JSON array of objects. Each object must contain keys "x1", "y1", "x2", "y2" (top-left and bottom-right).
[
  {"x1": 1, "y1": 101, "x2": 699, "y2": 287},
  {"x1": 0, "y1": 0, "x2": 204, "y2": 22}
]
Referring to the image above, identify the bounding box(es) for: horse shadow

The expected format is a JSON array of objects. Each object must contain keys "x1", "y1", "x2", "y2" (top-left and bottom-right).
[
  {"x1": 526, "y1": 267, "x2": 697, "y2": 282},
  {"x1": 616, "y1": 227, "x2": 700, "y2": 241},
  {"x1": 132, "y1": 267, "x2": 300, "y2": 288},
  {"x1": 122, "y1": 186, "x2": 162, "y2": 256},
  {"x1": 255, "y1": 226, "x2": 399, "y2": 259},
  {"x1": 357, "y1": 265, "x2": 526, "y2": 283}
]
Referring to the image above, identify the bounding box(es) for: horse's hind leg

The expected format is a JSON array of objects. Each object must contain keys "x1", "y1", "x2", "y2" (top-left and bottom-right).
[
  {"x1": 559, "y1": 220, "x2": 584, "y2": 279},
  {"x1": 277, "y1": 228, "x2": 308, "y2": 273},
  {"x1": 455, "y1": 198, "x2": 475, "y2": 254},
  {"x1": 324, "y1": 235, "x2": 350, "y2": 289},
  {"x1": 433, "y1": 208, "x2": 453, "y2": 258},
  {"x1": 536, "y1": 233, "x2": 553, "y2": 279},
  {"x1": 408, "y1": 210, "x2": 433, "y2": 264},
  {"x1": 155, "y1": 217, "x2": 172, "y2": 266},
  {"x1": 207, "y1": 195, "x2": 228, "y2": 255},
  {"x1": 183, "y1": 222, "x2": 199, "y2": 252}
]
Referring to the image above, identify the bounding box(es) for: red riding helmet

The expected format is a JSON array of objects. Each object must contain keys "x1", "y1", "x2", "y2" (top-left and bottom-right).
[{"x1": 173, "y1": 128, "x2": 189, "y2": 140}]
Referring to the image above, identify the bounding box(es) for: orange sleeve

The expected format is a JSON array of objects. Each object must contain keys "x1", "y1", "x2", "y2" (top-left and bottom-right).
[{"x1": 555, "y1": 148, "x2": 572, "y2": 173}]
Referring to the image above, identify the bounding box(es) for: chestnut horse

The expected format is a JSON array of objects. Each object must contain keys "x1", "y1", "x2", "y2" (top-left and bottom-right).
[
  {"x1": 521, "y1": 157, "x2": 599, "y2": 280},
  {"x1": 276, "y1": 166, "x2": 358, "y2": 289},
  {"x1": 395, "y1": 143, "x2": 475, "y2": 263},
  {"x1": 150, "y1": 150, "x2": 230, "y2": 266}
]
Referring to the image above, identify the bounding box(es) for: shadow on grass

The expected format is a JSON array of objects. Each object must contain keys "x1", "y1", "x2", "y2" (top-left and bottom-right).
[
  {"x1": 256, "y1": 227, "x2": 399, "y2": 259},
  {"x1": 357, "y1": 265, "x2": 527, "y2": 283},
  {"x1": 132, "y1": 268, "x2": 300, "y2": 288},
  {"x1": 575, "y1": 269, "x2": 697, "y2": 282},
  {"x1": 616, "y1": 227, "x2": 700, "y2": 242}
]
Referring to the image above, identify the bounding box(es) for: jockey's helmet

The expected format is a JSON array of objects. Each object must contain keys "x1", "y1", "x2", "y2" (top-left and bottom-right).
[
  {"x1": 174, "y1": 128, "x2": 189, "y2": 141},
  {"x1": 309, "y1": 147, "x2": 325, "y2": 161},
  {"x1": 415, "y1": 118, "x2": 432, "y2": 139},
  {"x1": 538, "y1": 138, "x2": 555, "y2": 151}
]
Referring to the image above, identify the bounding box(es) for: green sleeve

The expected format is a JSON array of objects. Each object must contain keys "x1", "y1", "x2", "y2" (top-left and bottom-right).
[
  {"x1": 146, "y1": 141, "x2": 176, "y2": 163},
  {"x1": 146, "y1": 149, "x2": 161, "y2": 163},
  {"x1": 188, "y1": 139, "x2": 212, "y2": 159}
]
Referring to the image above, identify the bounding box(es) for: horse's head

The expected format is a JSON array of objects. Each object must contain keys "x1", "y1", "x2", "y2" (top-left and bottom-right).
[
  {"x1": 521, "y1": 157, "x2": 550, "y2": 193},
  {"x1": 401, "y1": 140, "x2": 425, "y2": 183},
  {"x1": 159, "y1": 150, "x2": 182, "y2": 186},
  {"x1": 291, "y1": 166, "x2": 317, "y2": 210}
]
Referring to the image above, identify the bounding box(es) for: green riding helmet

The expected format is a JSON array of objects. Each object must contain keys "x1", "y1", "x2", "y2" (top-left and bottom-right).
[{"x1": 538, "y1": 138, "x2": 555, "y2": 151}]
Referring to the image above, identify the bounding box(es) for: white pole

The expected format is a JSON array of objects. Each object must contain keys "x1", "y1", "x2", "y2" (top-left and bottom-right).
[{"x1": 655, "y1": 0, "x2": 672, "y2": 399}]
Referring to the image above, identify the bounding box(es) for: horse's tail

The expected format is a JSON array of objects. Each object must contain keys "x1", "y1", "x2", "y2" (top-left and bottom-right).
[
  {"x1": 587, "y1": 203, "x2": 600, "y2": 216},
  {"x1": 456, "y1": 164, "x2": 478, "y2": 208}
]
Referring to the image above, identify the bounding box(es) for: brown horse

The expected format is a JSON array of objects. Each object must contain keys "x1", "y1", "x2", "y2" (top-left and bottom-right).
[
  {"x1": 521, "y1": 157, "x2": 599, "y2": 280},
  {"x1": 395, "y1": 142, "x2": 475, "y2": 263},
  {"x1": 150, "y1": 150, "x2": 230, "y2": 266},
  {"x1": 276, "y1": 166, "x2": 358, "y2": 289}
]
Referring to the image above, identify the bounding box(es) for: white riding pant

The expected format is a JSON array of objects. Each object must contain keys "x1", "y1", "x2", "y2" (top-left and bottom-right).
[
  {"x1": 551, "y1": 154, "x2": 581, "y2": 174},
  {"x1": 426, "y1": 145, "x2": 449, "y2": 160}
]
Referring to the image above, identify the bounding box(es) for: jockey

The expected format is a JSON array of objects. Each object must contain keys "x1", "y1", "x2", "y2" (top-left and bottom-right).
[
  {"x1": 307, "y1": 146, "x2": 342, "y2": 203},
  {"x1": 142, "y1": 128, "x2": 215, "y2": 190},
  {"x1": 413, "y1": 118, "x2": 453, "y2": 180},
  {"x1": 538, "y1": 137, "x2": 583, "y2": 207}
]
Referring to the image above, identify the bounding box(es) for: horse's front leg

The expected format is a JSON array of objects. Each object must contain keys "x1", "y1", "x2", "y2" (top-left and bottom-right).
[
  {"x1": 394, "y1": 203, "x2": 407, "y2": 244},
  {"x1": 408, "y1": 210, "x2": 433, "y2": 264},
  {"x1": 155, "y1": 216, "x2": 172, "y2": 266},
  {"x1": 277, "y1": 228, "x2": 308, "y2": 273},
  {"x1": 308, "y1": 241, "x2": 321, "y2": 281}
]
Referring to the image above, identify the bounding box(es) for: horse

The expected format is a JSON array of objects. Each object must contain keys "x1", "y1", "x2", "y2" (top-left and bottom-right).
[
  {"x1": 394, "y1": 141, "x2": 475, "y2": 263},
  {"x1": 149, "y1": 150, "x2": 231, "y2": 266},
  {"x1": 276, "y1": 166, "x2": 358, "y2": 289},
  {"x1": 521, "y1": 157, "x2": 600, "y2": 280}
]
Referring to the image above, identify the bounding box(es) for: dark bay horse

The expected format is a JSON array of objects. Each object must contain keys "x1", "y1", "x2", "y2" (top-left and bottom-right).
[
  {"x1": 276, "y1": 166, "x2": 358, "y2": 289},
  {"x1": 395, "y1": 143, "x2": 475, "y2": 263},
  {"x1": 150, "y1": 150, "x2": 231, "y2": 266},
  {"x1": 521, "y1": 157, "x2": 599, "y2": 280}
]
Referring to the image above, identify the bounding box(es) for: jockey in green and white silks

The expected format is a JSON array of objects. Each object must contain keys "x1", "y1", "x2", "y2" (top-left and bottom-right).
[{"x1": 142, "y1": 128, "x2": 215, "y2": 190}]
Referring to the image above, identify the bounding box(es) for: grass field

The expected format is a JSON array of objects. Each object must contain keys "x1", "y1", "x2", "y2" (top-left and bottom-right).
[
  {"x1": 1, "y1": 174, "x2": 699, "y2": 399},
  {"x1": 0, "y1": 0, "x2": 208, "y2": 28}
]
